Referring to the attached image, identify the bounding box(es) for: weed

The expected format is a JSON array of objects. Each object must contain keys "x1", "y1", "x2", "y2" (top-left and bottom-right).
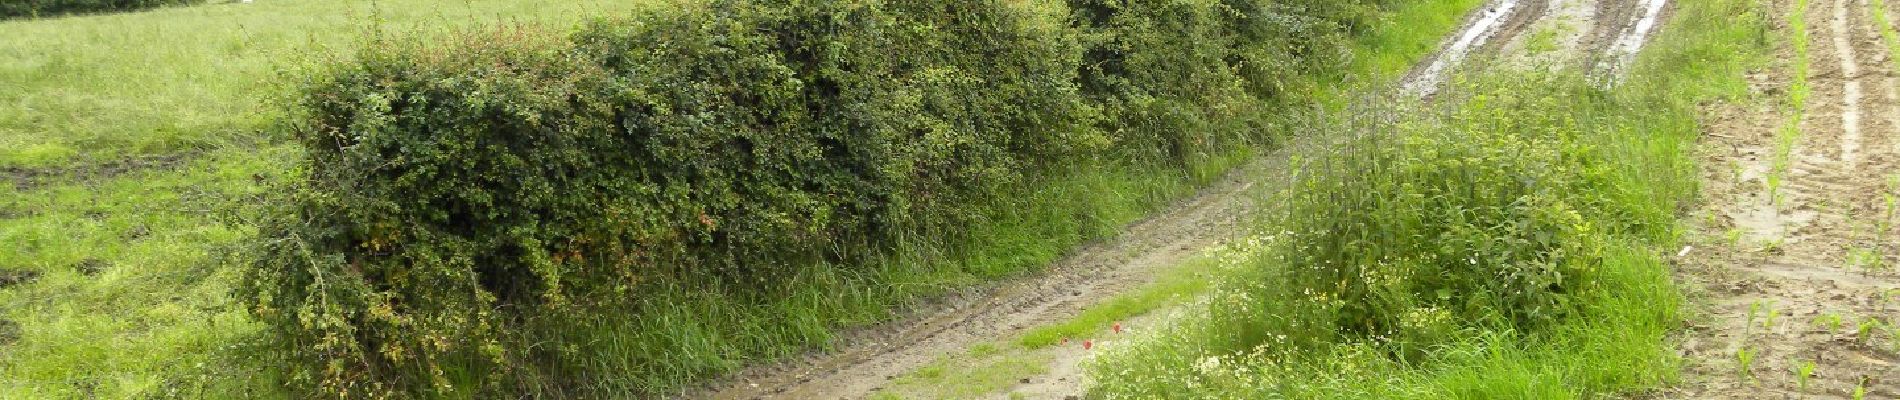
[{"x1": 1087, "y1": 0, "x2": 1771, "y2": 396}]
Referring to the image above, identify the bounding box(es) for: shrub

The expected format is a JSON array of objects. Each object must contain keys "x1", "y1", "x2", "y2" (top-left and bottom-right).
[
  {"x1": 1278, "y1": 89, "x2": 1613, "y2": 344},
  {"x1": 240, "y1": 0, "x2": 1401, "y2": 397},
  {"x1": 241, "y1": 0, "x2": 1094, "y2": 396},
  {"x1": 1065, "y1": 0, "x2": 1372, "y2": 165},
  {"x1": 0, "y1": 0, "x2": 200, "y2": 19},
  {"x1": 1091, "y1": 75, "x2": 1697, "y2": 399}
]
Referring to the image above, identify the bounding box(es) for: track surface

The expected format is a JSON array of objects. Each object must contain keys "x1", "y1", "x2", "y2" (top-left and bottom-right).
[
  {"x1": 693, "y1": 1, "x2": 1672, "y2": 398},
  {"x1": 1669, "y1": 0, "x2": 1900, "y2": 397}
]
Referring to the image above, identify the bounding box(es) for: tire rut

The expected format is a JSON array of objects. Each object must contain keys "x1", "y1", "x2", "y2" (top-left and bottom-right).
[
  {"x1": 1671, "y1": 0, "x2": 1900, "y2": 396},
  {"x1": 695, "y1": 159, "x2": 1261, "y2": 400}
]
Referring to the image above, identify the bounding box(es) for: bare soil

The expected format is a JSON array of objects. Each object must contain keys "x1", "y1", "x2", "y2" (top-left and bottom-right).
[
  {"x1": 1667, "y1": 0, "x2": 1900, "y2": 397},
  {"x1": 697, "y1": 153, "x2": 1266, "y2": 400},
  {"x1": 1, "y1": 152, "x2": 196, "y2": 191}
]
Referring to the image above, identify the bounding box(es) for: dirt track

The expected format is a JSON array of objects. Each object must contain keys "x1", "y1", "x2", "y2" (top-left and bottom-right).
[
  {"x1": 1669, "y1": 0, "x2": 1900, "y2": 397},
  {"x1": 690, "y1": 1, "x2": 1674, "y2": 398}
]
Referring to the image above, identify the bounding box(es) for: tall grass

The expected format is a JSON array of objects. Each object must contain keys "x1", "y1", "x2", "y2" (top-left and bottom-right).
[{"x1": 1087, "y1": 0, "x2": 1770, "y2": 397}]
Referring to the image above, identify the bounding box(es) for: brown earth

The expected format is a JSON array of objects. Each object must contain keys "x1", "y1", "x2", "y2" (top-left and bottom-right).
[
  {"x1": 1666, "y1": 0, "x2": 1900, "y2": 397},
  {"x1": 695, "y1": 152, "x2": 1266, "y2": 400},
  {"x1": 0, "y1": 152, "x2": 196, "y2": 191}
]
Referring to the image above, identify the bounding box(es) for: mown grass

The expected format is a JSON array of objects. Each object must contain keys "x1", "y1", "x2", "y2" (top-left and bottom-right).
[
  {"x1": 0, "y1": 0, "x2": 660, "y2": 168},
  {"x1": 1086, "y1": 0, "x2": 1772, "y2": 397},
  {"x1": 0, "y1": 1, "x2": 659, "y2": 398}
]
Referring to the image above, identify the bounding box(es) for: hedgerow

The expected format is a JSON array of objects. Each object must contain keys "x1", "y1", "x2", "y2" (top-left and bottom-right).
[
  {"x1": 0, "y1": 0, "x2": 199, "y2": 19},
  {"x1": 1067, "y1": 0, "x2": 1381, "y2": 165},
  {"x1": 239, "y1": 0, "x2": 1391, "y2": 397}
]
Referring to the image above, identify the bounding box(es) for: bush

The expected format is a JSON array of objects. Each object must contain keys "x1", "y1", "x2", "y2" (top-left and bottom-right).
[
  {"x1": 1272, "y1": 83, "x2": 1635, "y2": 346},
  {"x1": 240, "y1": 0, "x2": 1399, "y2": 397},
  {"x1": 1090, "y1": 75, "x2": 1696, "y2": 398},
  {"x1": 242, "y1": 0, "x2": 1094, "y2": 396},
  {"x1": 0, "y1": 0, "x2": 199, "y2": 19},
  {"x1": 1066, "y1": 0, "x2": 1372, "y2": 165}
]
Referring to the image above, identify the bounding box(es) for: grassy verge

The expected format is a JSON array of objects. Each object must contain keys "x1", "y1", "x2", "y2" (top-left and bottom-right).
[
  {"x1": 854, "y1": 0, "x2": 1486, "y2": 395},
  {"x1": 1014, "y1": 0, "x2": 1488, "y2": 354},
  {"x1": 1086, "y1": 0, "x2": 1771, "y2": 397}
]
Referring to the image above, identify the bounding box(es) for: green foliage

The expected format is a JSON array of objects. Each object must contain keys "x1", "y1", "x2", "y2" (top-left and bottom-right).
[
  {"x1": 1089, "y1": 0, "x2": 1772, "y2": 395},
  {"x1": 1066, "y1": 0, "x2": 1374, "y2": 165},
  {"x1": 0, "y1": 0, "x2": 198, "y2": 19},
  {"x1": 1275, "y1": 83, "x2": 1645, "y2": 344},
  {"x1": 1091, "y1": 74, "x2": 1693, "y2": 400},
  {"x1": 236, "y1": 0, "x2": 1404, "y2": 396},
  {"x1": 243, "y1": 0, "x2": 1095, "y2": 394}
]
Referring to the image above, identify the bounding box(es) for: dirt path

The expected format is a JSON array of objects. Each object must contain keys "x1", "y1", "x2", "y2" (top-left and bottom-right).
[
  {"x1": 696, "y1": 154, "x2": 1262, "y2": 400},
  {"x1": 1669, "y1": 0, "x2": 1900, "y2": 396},
  {"x1": 1407, "y1": 0, "x2": 1534, "y2": 96},
  {"x1": 691, "y1": 1, "x2": 1675, "y2": 398},
  {"x1": 1415, "y1": 0, "x2": 1668, "y2": 92}
]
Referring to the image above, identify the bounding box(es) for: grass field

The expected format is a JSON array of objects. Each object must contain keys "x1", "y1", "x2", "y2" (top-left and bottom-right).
[{"x1": 0, "y1": 1, "x2": 659, "y2": 397}]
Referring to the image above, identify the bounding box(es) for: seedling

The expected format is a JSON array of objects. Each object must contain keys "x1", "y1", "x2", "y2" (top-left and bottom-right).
[
  {"x1": 1857, "y1": 317, "x2": 1884, "y2": 344},
  {"x1": 1793, "y1": 359, "x2": 1816, "y2": 391},
  {"x1": 1736, "y1": 345, "x2": 1757, "y2": 381},
  {"x1": 1761, "y1": 238, "x2": 1784, "y2": 254},
  {"x1": 1766, "y1": 173, "x2": 1785, "y2": 207},
  {"x1": 1882, "y1": 191, "x2": 1896, "y2": 234},
  {"x1": 1759, "y1": 302, "x2": 1781, "y2": 330},
  {"x1": 1815, "y1": 312, "x2": 1845, "y2": 332},
  {"x1": 1747, "y1": 302, "x2": 1762, "y2": 332},
  {"x1": 1848, "y1": 247, "x2": 1886, "y2": 271}
]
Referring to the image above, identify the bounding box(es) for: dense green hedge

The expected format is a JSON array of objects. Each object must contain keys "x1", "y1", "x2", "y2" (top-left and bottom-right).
[
  {"x1": 0, "y1": 0, "x2": 198, "y2": 19},
  {"x1": 1069, "y1": 0, "x2": 1377, "y2": 164},
  {"x1": 240, "y1": 0, "x2": 1388, "y2": 397}
]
